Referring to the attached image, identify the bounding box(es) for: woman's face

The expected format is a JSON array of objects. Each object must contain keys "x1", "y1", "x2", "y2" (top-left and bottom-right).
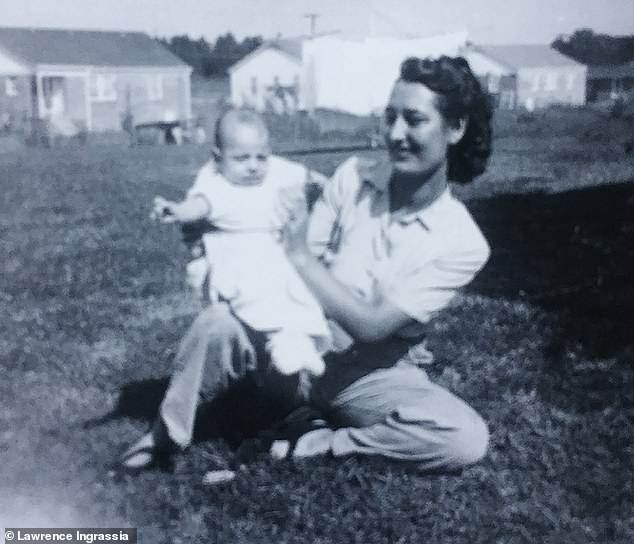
[{"x1": 383, "y1": 80, "x2": 464, "y2": 177}]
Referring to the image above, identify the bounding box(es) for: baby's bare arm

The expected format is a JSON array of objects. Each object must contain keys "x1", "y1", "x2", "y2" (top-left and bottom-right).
[{"x1": 151, "y1": 195, "x2": 210, "y2": 224}]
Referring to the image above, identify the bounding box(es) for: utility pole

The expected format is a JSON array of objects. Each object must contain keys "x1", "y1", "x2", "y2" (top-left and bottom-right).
[{"x1": 304, "y1": 13, "x2": 320, "y2": 37}]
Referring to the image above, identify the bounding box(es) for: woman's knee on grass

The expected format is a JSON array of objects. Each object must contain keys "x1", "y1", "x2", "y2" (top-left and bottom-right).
[
  {"x1": 391, "y1": 403, "x2": 489, "y2": 467},
  {"x1": 442, "y1": 412, "x2": 489, "y2": 467}
]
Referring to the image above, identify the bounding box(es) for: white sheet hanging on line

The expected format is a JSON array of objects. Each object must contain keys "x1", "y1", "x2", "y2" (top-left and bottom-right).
[{"x1": 301, "y1": 32, "x2": 468, "y2": 115}]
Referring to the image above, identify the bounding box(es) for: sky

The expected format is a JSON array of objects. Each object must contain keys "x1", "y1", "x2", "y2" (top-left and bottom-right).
[{"x1": 2, "y1": 0, "x2": 633, "y2": 44}]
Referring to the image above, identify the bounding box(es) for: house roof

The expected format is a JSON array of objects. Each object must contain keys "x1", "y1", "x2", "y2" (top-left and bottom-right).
[
  {"x1": 0, "y1": 27, "x2": 190, "y2": 68},
  {"x1": 228, "y1": 33, "x2": 341, "y2": 72},
  {"x1": 587, "y1": 61, "x2": 634, "y2": 79},
  {"x1": 270, "y1": 38, "x2": 303, "y2": 60},
  {"x1": 228, "y1": 39, "x2": 303, "y2": 73},
  {"x1": 472, "y1": 44, "x2": 583, "y2": 70}
]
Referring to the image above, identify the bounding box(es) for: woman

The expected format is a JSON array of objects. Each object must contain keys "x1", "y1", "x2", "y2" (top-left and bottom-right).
[{"x1": 121, "y1": 55, "x2": 493, "y2": 471}]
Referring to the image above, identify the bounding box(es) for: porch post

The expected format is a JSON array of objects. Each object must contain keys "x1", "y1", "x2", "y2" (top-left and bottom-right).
[
  {"x1": 183, "y1": 70, "x2": 192, "y2": 120},
  {"x1": 35, "y1": 72, "x2": 44, "y2": 118},
  {"x1": 84, "y1": 71, "x2": 92, "y2": 131}
]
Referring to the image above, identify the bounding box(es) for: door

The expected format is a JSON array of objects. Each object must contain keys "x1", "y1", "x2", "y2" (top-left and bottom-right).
[{"x1": 41, "y1": 76, "x2": 66, "y2": 117}]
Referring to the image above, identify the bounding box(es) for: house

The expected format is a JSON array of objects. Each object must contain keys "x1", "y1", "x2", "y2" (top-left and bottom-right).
[
  {"x1": 0, "y1": 27, "x2": 192, "y2": 132},
  {"x1": 229, "y1": 38, "x2": 303, "y2": 113},
  {"x1": 229, "y1": 32, "x2": 468, "y2": 116},
  {"x1": 586, "y1": 62, "x2": 634, "y2": 102},
  {"x1": 465, "y1": 44, "x2": 587, "y2": 109}
]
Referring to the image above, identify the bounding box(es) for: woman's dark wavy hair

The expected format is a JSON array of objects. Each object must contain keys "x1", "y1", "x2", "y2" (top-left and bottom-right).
[{"x1": 400, "y1": 56, "x2": 493, "y2": 183}]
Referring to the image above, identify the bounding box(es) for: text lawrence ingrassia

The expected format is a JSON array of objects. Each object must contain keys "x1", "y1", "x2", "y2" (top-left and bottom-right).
[{"x1": 11, "y1": 530, "x2": 132, "y2": 542}]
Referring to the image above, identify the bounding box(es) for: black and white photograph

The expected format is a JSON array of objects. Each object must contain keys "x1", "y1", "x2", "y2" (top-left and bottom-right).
[{"x1": 1, "y1": 1, "x2": 633, "y2": 542}]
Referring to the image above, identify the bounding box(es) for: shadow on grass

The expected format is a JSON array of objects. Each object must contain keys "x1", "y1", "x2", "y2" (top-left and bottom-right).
[
  {"x1": 86, "y1": 376, "x2": 295, "y2": 449},
  {"x1": 469, "y1": 179, "x2": 634, "y2": 361},
  {"x1": 89, "y1": 180, "x2": 634, "y2": 458}
]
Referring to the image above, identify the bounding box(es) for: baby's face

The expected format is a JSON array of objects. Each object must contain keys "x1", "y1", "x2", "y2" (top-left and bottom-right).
[{"x1": 216, "y1": 124, "x2": 270, "y2": 186}]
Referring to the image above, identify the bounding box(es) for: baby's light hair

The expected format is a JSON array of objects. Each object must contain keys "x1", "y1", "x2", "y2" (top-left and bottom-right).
[{"x1": 213, "y1": 108, "x2": 269, "y2": 149}]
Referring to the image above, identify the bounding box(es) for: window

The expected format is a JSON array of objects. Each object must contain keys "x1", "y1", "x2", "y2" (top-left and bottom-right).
[
  {"x1": 5, "y1": 77, "x2": 18, "y2": 97},
  {"x1": 251, "y1": 76, "x2": 258, "y2": 95},
  {"x1": 90, "y1": 74, "x2": 117, "y2": 102},
  {"x1": 487, "y1": 75, "x2": 500, "y2": 93},
  {"x1": 545, "y1": 72, "x2": 557, "y2": 91},
  {"x1": 146, "y1": 75, "x2": 163, "y2": 101},
  {"x1": 500, "y1": 90, "x2": 516, "y2": 109},
  {"x1": 41, "y1": 77, "x2": 66, "y2": 114},
  {"x1": 567, "y1": 73, "x2": 575, "y2": 90}
]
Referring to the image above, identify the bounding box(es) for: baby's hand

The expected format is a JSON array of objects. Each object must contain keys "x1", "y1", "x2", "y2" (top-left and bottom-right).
[
  {"x1": 307, "y1": 169, "x2": 329, "y2": 188},
  {"x1": 151, "y1": 196, "x2": 177, "y2": 223}
]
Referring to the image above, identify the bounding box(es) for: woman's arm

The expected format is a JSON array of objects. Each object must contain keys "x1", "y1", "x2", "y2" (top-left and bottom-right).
[
  {"x1": 283, "y1": 215, "x2": 414, "y2": 343},
  {"x1": 279, "y1": 157, "x2": 415, "y2": 343}
]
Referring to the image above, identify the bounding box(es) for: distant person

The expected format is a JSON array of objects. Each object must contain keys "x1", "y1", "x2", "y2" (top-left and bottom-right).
[
  {"x1": 149, "y1": 109, "x2": 331, "y2": 390},
  {"x1": 121, "y1": 56, "x2": 493, "y2": 471},
  {"x1": 1, "y1": 112, "x2": 13, "y2": 134},
  {"x1": 121, "y1": 110, "x2": 137, "y2": 146},
  {"x1": 193, "y1": 117, "x2": 207, "y2": 145}
]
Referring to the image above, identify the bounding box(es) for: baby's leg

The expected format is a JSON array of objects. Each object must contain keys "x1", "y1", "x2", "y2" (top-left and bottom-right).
[{"x1": 267, "y1": 330, "x2": 325, "y2": 377}]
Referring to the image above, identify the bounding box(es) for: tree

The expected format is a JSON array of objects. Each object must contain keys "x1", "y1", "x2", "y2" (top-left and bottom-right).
[
  {"x1": 205, "y1": 33, "x2": 263, "y2": 77},
  {"x1": 158, "y1": 35, "x2": 213, "y2": 75},
  {"x1": 553, "y1": 29, "x2": 634, "y2": 65},
  {"x1": 159, "y1": 33, "x2": 263, "y2": 77}
]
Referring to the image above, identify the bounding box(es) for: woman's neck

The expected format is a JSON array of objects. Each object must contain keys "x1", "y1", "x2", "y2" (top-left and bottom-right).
[{"x1": 389, "y1": 164, "x2": 448, "y2": 215}]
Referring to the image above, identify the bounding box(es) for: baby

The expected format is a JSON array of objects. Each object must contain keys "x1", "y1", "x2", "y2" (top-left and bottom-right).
[{"x1": 152, "y1": 108, "x2": 331, "y2": 387}]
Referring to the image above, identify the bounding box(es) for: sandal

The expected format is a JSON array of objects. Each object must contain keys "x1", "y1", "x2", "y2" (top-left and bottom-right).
[
  {"x1": 117, "y1": 427, "x2": 175, "y2": 473},
  {"x1": 119, "y1": 446, "x2": 156, "y2": 472},
  {"x1": 268, "y1": 407, "x2": 333, "y2": 460},
  {"x1": 118, "y1": 432, "x2": 157, "y2": 473}
]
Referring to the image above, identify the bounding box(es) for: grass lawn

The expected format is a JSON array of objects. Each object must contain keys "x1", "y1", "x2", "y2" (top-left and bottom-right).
[{"x1": 0, "y1": 107, "x2": 633, "y2": 543}]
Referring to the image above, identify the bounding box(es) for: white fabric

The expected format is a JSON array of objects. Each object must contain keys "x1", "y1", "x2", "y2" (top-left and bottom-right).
[
  {"x1": 301, "y1": 32, "x2": 468, "y2": 115},
  {"x1": 187, "y1": 156, "x2": 308, "y2": 232},
  {"x1": 186, "y1": 156, "x2": 332, "y2": 374},
  {"x1": 308, "y1": 155, "x2": 490, "y2": 341},
  {"x1": 267, "y1": 330, "x2": 325, "y2": 376}
]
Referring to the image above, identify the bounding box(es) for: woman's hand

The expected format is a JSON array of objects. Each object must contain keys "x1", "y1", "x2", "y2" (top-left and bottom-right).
[
  {"x1": 281, "y1": 212, "x2": 311, "y2": 267},
  {"x1": 276, "y1": 186, "x2": 312, "y2": 265}
]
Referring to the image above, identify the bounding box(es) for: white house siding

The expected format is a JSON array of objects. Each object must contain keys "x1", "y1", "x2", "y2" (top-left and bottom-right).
[
  {"x1": 0, "y1": 50, "x2": 33, "y2": 126},
  {"x1": 230, "y1": 49, "x2": 301, "y2": 111},
  {"x1": 516, "y1": 66, "x2": 587, "y2": 109},
  {"x1": 0, "y1": 75, "x2": 34, "y2": 125},
  {"x1": 0, "y1": 49, "x2": 30, "y2": 75},
  {"x1": 463, "y1": 50, "x2": 511, "y2": 90},
  {"x1": 63, "y1": 75, "x2": 89, "y2": 126},
  {"x1": 464, "y1": 49, "x2": 516, "y2": 108}
]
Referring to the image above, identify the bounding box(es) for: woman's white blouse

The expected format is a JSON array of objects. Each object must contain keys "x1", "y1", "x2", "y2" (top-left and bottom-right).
[{"x1": 308, "y1": 156, "x2": 491, "y2": 340}]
